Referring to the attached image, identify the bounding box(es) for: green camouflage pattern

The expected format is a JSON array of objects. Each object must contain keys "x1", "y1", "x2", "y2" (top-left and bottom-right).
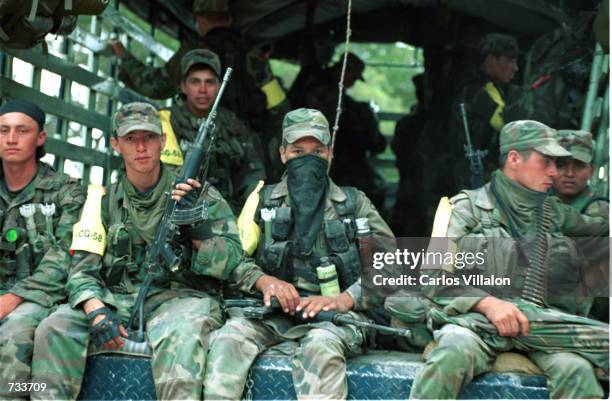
[
  {"x1": 117, "y1": 28, "x2": 288, "y2": 181},
  {"x1": 204, "y1": 177, "x2": 394, "y2": 399},
  {"x1": 408, "y1": 170, "x2": 609, "y2": 398},
  {"x1": 499, "y1": 120, "x2": 570, "y2": 156},
  {"x1": 204, "y1": 314, "x2": 365, "y2": 400},
  {"x1": 282, "y1": 108, "x2": 331, "y2": 145},
  {"x1": 557, "y1": 129, "x2": 594, "y2": 164},
  {"x1": 113, "y1": 102, "x2": 161, "y2": 137},
  {"x1": 180, "y1": 48, "x2": 221, "y2": 77},
  {"x1": 164, "y1": 101, "x2": 266, "y2": 214},
  {"x1": 0, "y1": 161, "x2": 84, "y2": 400},
  {"x1": 479, "y1": 33, "x2": 520, "y2": 57},
  {"x1": 30, "y1": 173, "x2": 263, "y2": 401}
]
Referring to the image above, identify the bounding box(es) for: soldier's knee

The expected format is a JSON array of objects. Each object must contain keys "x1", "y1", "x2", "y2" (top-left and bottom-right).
[
  {"x1": 301, "y1": 328, "x2": 344, "y2": 354},
  {"x1": 556, "y1": 356, "x2": 598, "y2": 379},
  {"x1": 429, "y1": 326, "x2": 484, "y2": 367}
]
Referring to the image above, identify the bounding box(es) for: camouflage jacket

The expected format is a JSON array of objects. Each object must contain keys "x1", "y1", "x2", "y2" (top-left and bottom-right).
[
  {"x1": 569, "y1": 186, "x2": 609, "y2": 218},
  {"x1": 425, "y1": 170, "x2": 609, "y2": 316},
  {"x1": 66, "y1": 170, "x2": 264, "y2": 310},
  {"x1": 164, "y1": 100, "x2": 266, "y2": 213},
  {"x1": 0, "y1": 162, "x2": 84, "y2": 307},
  {"x1": 118, "y1": 28, "x2": 268, "y2": 124},
  {"x1": 253, "y1": 177, "x2": 396, "y2": 311}
]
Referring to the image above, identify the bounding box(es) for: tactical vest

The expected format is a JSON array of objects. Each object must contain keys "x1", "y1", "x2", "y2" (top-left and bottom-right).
[
  {"x1": 453, "y1": 186, "x2": 587, "y2": 315},
  {"x1": 256, "y1": 184, "x2": 362, "y2": 293},
  {"x1": 0, "y1": 0, "x2": 108, "y2": 49},
  {"x1": 0, "y1": 168, "x2": 74, "y2": 288},
  {"x1": 101, "y1": 182, "x2": 221, "y2": 295}
]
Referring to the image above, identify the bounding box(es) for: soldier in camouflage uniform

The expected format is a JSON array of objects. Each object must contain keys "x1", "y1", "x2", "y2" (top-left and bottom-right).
[
  {"x1": 451, "y1": 33, "x2": 520, "y2": 190},
  {"x1": 204, "y1": 108, "x2": 395, "y2": 400},
  {"x1": 553, "y1": 129, "x2": 609, "y2": 321},
  {"x1": 160, "y1": 49, "x2": 266, "y2": 214},
  {"x1": 30, "y1": 102, "x2": 267, "y2": 401},
  {"x1": 109, "y1": 0, "x2": 289, "y2": 181},
  {"x1": 407, "y1": 120, "x2": 609, "y2": 399},
  {"x1": 0, "y1": 100, "x2": 85, "y2": 400}
]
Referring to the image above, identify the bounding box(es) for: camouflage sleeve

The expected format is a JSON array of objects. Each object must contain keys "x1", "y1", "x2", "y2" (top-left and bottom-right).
[
  {"x1": 9, "y1": 180, "x2": 85, "y2": 307},
  {"x1": 192, "y1": 184, "x2": 264, "y2": 291},
  {"x1": 556, "y1": 199, "x2": 609, "y2": 266},
  {"x1": 230, "y1": 117, "x2": 267, "y2": 201},
  {"x1": 66, "y1": 251, "x2": 106, "y2": 308},
  {"x1": 118, "y1": 47, "x2": 185, "y2": 99},
  {"x1": 422, "y1": 194, "x2": 490, "y2": 314},
  {"x1": 350, "y1": 191, "x2": 395, "y2": 311}
]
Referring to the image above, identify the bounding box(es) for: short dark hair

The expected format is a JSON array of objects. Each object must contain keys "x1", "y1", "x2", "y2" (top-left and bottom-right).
[{"x1": 500, "y1": 149, "x2": 532, "y2": 167}]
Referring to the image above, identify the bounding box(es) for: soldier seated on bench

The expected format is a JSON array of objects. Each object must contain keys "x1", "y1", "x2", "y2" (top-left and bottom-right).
[
  {"x1": 204, "y1": 108, "x2": 397, "y2": 400},
  {"x1": 30, "y1": 102, "x2": 268, "y2": 401},
  {"x1": 406, "y1": 120, "x2": 609, "y2": 399}
]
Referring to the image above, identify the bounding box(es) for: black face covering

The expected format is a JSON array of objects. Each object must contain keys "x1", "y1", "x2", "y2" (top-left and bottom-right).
[{"x1": 286, "y1": 154, "x2": 329, "y2": 255}]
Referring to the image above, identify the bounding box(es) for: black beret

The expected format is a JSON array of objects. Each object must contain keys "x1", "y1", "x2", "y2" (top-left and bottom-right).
[
  {"x1": 0, "y1": 99, "x2": 46, "y2": 130},
  {"x1": 0, "y1": 100, "x2": 47, "y2": 158}
]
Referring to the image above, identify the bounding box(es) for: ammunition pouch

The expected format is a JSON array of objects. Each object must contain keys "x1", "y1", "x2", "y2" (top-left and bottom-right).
[
  {"x1": 325, "y1": 220, "x2": 361, "y2": 290},
  {"x1": 262, "y1": 240, "x2": 292, "y2": 283},
  {"x1": 271, "y1": 207, "x2": 292, "y2": 240}
]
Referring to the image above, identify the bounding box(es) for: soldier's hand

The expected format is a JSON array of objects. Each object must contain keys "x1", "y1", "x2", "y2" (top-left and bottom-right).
[
  {"x1": 255, "y1": 275, "x2": 300, "y2": 314},
  {"x1": 472, "y1": 296, "x2": 530, "y2": 337},
  {"x1": 108, "y1": 39, "x2": 126, "y2": 58},
  {"x1": 297, "y1": 292, "x2": 355, "y2": 319},
  {"x1": 172, "y1": 178, "x2": 202, "y2": 202},
  {"x1": 84, "y1": 300, "x2": 129, "y2": 350},
  {"x1": 0, "y1": 293, "x2": 24, "y2": 320}
]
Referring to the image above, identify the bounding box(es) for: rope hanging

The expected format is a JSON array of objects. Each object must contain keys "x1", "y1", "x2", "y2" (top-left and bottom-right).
[{"x1": 328, "y1": 0, "x2": 353, "y2": 173}]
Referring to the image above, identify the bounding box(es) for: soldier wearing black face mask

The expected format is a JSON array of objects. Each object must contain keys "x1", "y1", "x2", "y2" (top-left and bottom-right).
[{"x1": 204, "y1": 108, "x2": 396, "y2": 400}]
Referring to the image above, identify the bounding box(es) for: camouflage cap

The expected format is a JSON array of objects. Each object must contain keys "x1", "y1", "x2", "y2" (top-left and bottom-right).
[
  {"x1": 181, "y1": 49, "x2": 221, "y2": 78},
  {"x1": 557, "y1": 129, "x2": 594, "y2": 164},
  {"x1": 193, "y1": 0, "x2": 229, "y2": 13},
  {"x1": 282, "y1": 108, "x2": 331, "y2": 145},
  {"x1": 113, "y1": 102, "x2": 161, "y2": 137},
  {"x1": 479, "y1": 33, "x2": 520, "y2": 58},
  {"x1": 499, "y1": 120, "x2": 571, "y2": 157}
]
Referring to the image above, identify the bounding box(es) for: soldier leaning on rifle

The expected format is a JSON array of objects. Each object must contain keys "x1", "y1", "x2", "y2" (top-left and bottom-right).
[
  {"x1": 204, "y1": 108, "x2": 396, "y2": 400},
  {"x1": 30, "y1": 102, "x2": 275, "y2": 401},
  {"x1": 0, "y1": 100, "x2": 85, "y2": 401},
  {"x1": 407, "y1": 120, "x2": 609, "y2": 399}
]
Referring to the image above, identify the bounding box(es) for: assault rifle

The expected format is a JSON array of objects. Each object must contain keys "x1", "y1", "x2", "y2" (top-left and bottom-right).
[
  {"x1": 127, "y1": 68, "x2": 233, "y2": 342},
  {"x1": 224, "y1": 298, "x2": 412, "y2": 339},
  {"x1": 459, "y1": 102, "x2": 487, "y2": 189}
]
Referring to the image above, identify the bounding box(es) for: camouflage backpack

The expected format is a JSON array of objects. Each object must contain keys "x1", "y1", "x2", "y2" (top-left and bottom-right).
[
  {"x1": 0, "y1": 0, "x2": 109, "y2": 49},
  {"x1": 504, "y1": 15, "x2": 594, "y2": 128}
]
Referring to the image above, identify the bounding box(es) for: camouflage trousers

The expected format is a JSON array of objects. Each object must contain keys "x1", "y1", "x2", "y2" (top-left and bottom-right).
[
  {"x1": 0, "y1": 302, "x2": 52, "y2": 401},
  {"x1": 410, "y1": 301, "x2": 609, "y2": 399},
  {"x1": 31, "y1": 295, "x2": 223, "y2": 401},
  {"x1": 204, "y1": 314, "x2": 366, "y2": 400}
]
